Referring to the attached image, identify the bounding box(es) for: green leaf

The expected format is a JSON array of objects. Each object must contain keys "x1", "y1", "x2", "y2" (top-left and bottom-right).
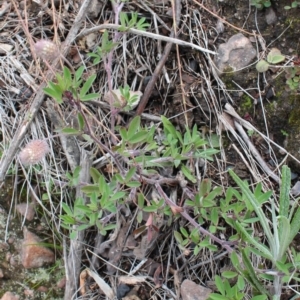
[
  {"x1": 143, "y1": 205, "x2": 158, "y2": 213},
  {"x1": 80, "y1": 74, "x2": 96, "y2": 97},
  {"x1": 289, "y1": 206, "x2": 300, "y2": 245},
  {"x1": 75, "y1": 66, "x2": 85, "y2": 81},
  {"x1": 221, "y1": 271, "x2": 238, "y2": 279},
  {"x1": 128, "y1": 131, "x2": 148, "y2": 144},
  {"x1": 235, "y1": 222, "x2": 273, "y2": 261},
  {"x1": 180, "y1": 227, "x2": 189, "y2": 238},
  {"x1": 62, "y1": 202, "x2": 73, "y2": 215},
  {"x1": 119, "y1": 127, "x2": 128, "y2": 141},
  {"x1": 256, "y1": 60, "x2": 270, "y2": 73},
  {"x1": 81, "y1": 185, "x2": 99, "y2": 194},
  {"x1": 110, "y1": 191, "x2": 126, "y2": 201},
  {"x1": 43, "y1": 87, "x2": 63, "y2": 103},
  {"x1": 267, "y1": 48, "x2": 285, "y2": 64},
  {"x1": 174, "y1": 231, "x2": 183, "y2": 243},
  {"x1": 199, "y1": 179, "x2": 212, "y2": 197},
  {"x1": 61, "y1": 127, "x2": 81, "y2": 135},
  {"x1": 80, "y1": 93, "x2": 100, "y2": 101},
  {"x1": 279, "y1": 165, "x2": 291, "y2": 218},
  {"x1": 181, "y1": 164, "x2": 196, "y2": 183},
  {"x1": 127, "y1": 116, "x2": 140, "y2": 140},
  {"x1": 242, "y1": 249, "x2": 270, "y2": 296},
  {"x1": 125, "y1": 167, "x2": 137, "y2": 182},
  {"x1": 126, "y1": 181, "x2": 141, "y2": 188},
  {"x1": 77, "y1": 113, "x2": 85, "y2": 131},
  {"x1": 104, "y1": 223, "x2": 117, "y2": 231},
  {"x1": 75, "y1": 205, "x2": 92, "y2": 213},
  {"x1": 278, "y1": 216, "x2": 291, "y2": 259},
  {"x1": 230, "y1": 252, "x2": 243, "y2": 272},
  {"x1": 195, "y1": 148, "x2": 219, "y2": 160},
  {"x1": 70, "y1": 231, "x2": 77, "y2": 240},
  {"x1": 63, "y1": 67, "x2": 72, "y2": 86},
  {"x1": 250, "y1": 296, "x2": 268, "y2": 300},
  {"x1": 214, "y1": 275, "x2": 225, "y2": 295},
  {"x1": 205, "y1": 187, "x2": 223, "y2": 203},
  {"x1": 229, "y1": 170, "x2": 274, "y2": 253},
  {"x1": 161, "y1": 116, "x2": 177, "y2": 137},
  {"x1": 208, "y1": 294, "x2": 228, "y2": 300},
  {"x1": 90, "y1": 167, "x2": 101, "y2": 183},
  {"x1": 77, "y1": 224, "x2": 90, "y2": 231},
  {"x1": 237, "y1": 275, "x2": 245, "y2": 290},
  {"x1": 211, "y1": 207, "x2": 219, "y2": 225},
  {"x1": 61, "y1": 215, "x2": 76, "y2": 225},
  {"x1": 56, "y1": 74, "x2": 66, "y2": 90},
  {"x1": 137, "y1": 194, "x2": 144, "y2": 209}
]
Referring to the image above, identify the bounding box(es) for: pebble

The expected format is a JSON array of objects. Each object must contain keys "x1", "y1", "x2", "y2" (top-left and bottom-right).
[
  {"x1": 57, "y1": 277, "x2": 66, "y2": 289},
  {"x1": 0, "y1": 292, "x2": 20, "y2": 300},
  {"x1": 16, "y1": 203, "x2": 35, "y2": 221},
  {"x1": 265, "y1": 7, "x2": 277, "y2": 25},
  {"x1": 215, "y1": 33, "x2": 256, "y2": 73},
  {"x1": 20, "y1": 227, "x2": 54, "y2": 269}
]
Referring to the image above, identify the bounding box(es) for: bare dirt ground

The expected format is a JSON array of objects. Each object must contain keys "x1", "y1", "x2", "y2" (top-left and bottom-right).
[{"x1": 1, "y1": 0, "x2": 300, "y2": 299}]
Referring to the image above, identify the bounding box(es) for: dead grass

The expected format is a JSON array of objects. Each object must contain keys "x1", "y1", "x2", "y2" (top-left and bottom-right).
[{"x1": 0, "y1": 0, "x2": 300, "y2": 299}]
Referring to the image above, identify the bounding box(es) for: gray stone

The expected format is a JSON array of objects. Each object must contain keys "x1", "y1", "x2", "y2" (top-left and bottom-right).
[
  {"x1": 215, "y1": 33, "x2": 257, "y2": 73},
  {"x1": 265, "y1": 7, "x2": 277, "y2": 25}
]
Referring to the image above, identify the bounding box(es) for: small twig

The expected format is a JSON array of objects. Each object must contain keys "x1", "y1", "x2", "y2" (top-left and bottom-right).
[
  {"x1": 64, "y1": 151, "x2": 91, "y2": 300},
  {"x1": 234, "y1": 120, "x2": 280, "y2": 183},
  {"x1": 192, "y1": 0, "x2": 257, "y2": 36},
  {"x1": 77, "y1": 24, "x2": 216, "y2": 55}
]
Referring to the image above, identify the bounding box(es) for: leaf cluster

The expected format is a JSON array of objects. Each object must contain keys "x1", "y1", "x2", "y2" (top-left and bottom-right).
[
  {"x1": 44, "y1": 66, "x2": 99, "y2": 103},
  {"x1": 250, "y1": 0, "x2": 271, "y2": 9},
  {"x1": 88, "y1": 30, "x2": 119, "y2": 64},
  {"x1": 284, "y1": 1, "x2": 300, "y2": 9},
  {"x1": 256, "y1": 48, "x2": 285, "y2": 73},
  {"x1": 119, "y1": 12, "x2": 149, "y2": 32}
]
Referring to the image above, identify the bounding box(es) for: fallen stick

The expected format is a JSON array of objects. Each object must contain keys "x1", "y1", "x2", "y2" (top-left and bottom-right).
[{"x1": 64, "y1": 151, "x2": 91, "y2": 300}]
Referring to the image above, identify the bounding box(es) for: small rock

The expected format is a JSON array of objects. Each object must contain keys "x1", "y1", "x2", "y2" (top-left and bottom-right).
[
  {"x1": 9, "y1": 254, "x2": 20, "y2": 266},
  {"x1": 0, "y1": 43, "x2": 13, "y2": 54},
  {"x1": 265, "y1": 7, "x2": 277, "y2": 25},
  {"x1": 181, "y1": 279, "x2": 212, "y2": 300},
  {"x1": 16, "y1": 202, "x2": 35, "y2": 221},
  {"x1": 0, "y1": 268, "x2": 3, "y2": 278},
  {"x1": 23, "y1": 289, "x2": 34, "y2": 297},
  {"x1": 57, "y1": 277, "x2": 66, "y2": 289},
  {"x1": 20, "y1": 227, "x2": 54, "y2": 269},
  {"x1": 0, "y1": 292, "x2": 20, "y2": 300},
  {"x1": 86, "y1": 0, "x2": 103, "y2": 18},
  {"x1": 215, "y1": 33, "x2": 256, "y2": 73},
  {"x1": 291, "y1": 181, "x2": 300, "y2": 197},
  {"x1": 0, "y1": 242, "x2": 9, "y2": 251},
  {"x1": 6, "y1": 252, "x2": 11, "y2": 262},
  {"x1": 37, "y1": 286, "x2": 48, "y2": 292},
  {"x1": 8, "y1": 237, "x2": 14, "y2": 244}
]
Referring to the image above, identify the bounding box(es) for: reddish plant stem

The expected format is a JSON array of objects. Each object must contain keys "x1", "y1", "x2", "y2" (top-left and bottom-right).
[
  {"x1": 155, "y1": 183, "x2": 235, "y2": 254},
  {"x1": 104, "y1": 0, "x2": 124, "y2": 144}
]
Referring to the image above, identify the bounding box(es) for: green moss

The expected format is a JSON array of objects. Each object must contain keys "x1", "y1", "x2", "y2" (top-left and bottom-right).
[
  {"x1": 239, "y1": 94, "x2": 253, "y2": 115},
  {"x1": 220, "y1": 67, "x2": 235, "y2": 90},
  {"x1": 288, "y1": 94, "x2": 300, "y2": 127}
]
